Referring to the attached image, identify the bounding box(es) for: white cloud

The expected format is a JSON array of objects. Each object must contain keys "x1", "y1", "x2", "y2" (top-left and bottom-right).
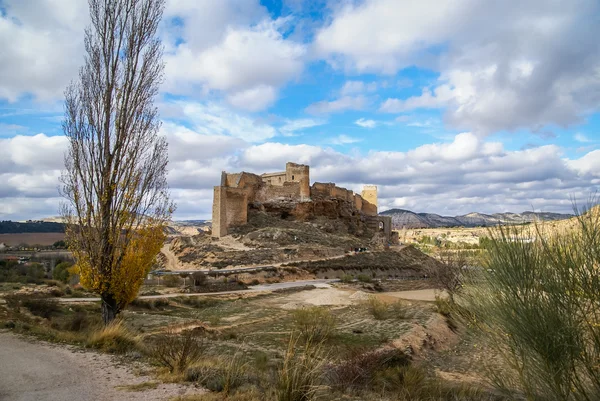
[
  {"x1": 305, "y1": 96, "x2": 367, "y2": 114},
  {"x1": 1, "y1": 132, "x2": 599, "y2": 220},
  {"x1": 163, "y1": 16, "x2": 306, "y2": 111},
  {"x1": 317, "y1": 0, "x2": 600, "y2": 134},
  {"x1": 355, "y1": 118, "x2": 377, "y2": 128},
  {"x1": 226, "y1": 85, "x2": 278, "y2": 112},
  {"x1": 0, "y1": 0, "x2": 88, "y2": 102},
  {"x1": 170, "y1": 101, "x2": 277, "y2": 142}
]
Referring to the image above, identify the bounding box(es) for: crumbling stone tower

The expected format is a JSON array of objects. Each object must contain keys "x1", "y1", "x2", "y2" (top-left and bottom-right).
[
  {"x1": 361, "y1": 185, "x2": 377, "y2": 208},
  {"x1": 285, "y1": 162, "x2": 310, "y2": 200}
]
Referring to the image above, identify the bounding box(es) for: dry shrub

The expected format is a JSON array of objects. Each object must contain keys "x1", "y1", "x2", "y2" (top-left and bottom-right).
[
  {"x1": 87, "y1": 320, "x2": 140, "y2": 354},
  {"x1": 364, "y1": 297, "x2": 407, "y2": 320},
  {"x1": 185, "y1": 350, "x2": 249, "y2": 395},
  {"x1": 149, "y1": 329, "x2": 206, "y2": 373},
  {"x1": 291, "y1": 306, "x2": 336, "y2": 342},
  {"x1": 5, "y1": 295, "x2": 61, "y2": 319},
  {"x1": 327, "y1": 347, "x2": 410, "y2": 391},
  {"x1": 276, "y1": 333, "x2": 326, "y2": 401},
  {"x1": 162, "y1": 274, "x2": 183, "y2": 287},
  {"x1": 23, "y1": 297, "x2": 61, "y2": 319},
  {"x1": 130, "y1": 298, "x2": 170, "y2": 310}
]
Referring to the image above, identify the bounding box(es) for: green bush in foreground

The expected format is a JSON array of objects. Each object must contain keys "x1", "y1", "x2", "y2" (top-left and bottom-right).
[{"x1": 461, "y1": 204, "x2": 600, "y2": 401}]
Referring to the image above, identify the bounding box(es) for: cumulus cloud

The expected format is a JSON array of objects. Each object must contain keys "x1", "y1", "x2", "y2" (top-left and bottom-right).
[
  {"x1": 0, "y1": 0, "x2": 88, "y2": 102},
  {"x1": 2, "y1": 131, "x2": 598, "y2": 220},
  {"x1": 163, "y1": 8, "x2": 306, "y2": 111},
  {"x1": 317, "y1": 0, "x2": 600, "y2": 134}
]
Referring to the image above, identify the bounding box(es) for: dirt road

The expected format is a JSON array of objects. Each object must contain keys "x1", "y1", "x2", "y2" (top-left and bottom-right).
[
  {"x1": 0, "y1": 331, "x2": 195, "y2": 401},
  {"x1": 57, "y1": 279, "x2": 339, "y2": 303}
]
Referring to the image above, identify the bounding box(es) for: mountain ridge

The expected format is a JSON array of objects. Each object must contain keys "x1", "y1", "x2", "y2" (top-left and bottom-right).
[{"x1": 380, "y1": 208, "x2": 573, "y2": 229}]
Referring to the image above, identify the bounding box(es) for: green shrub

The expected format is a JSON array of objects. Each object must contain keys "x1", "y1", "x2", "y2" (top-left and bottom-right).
[
  {"x1": 53, "y1": 262, "x2": 73, "y2": 283},
  {"x1": 357, "y1": 274, "x2": 372, "y2": 283},
  {"x1": 461, "y1": 205, "x2": 600, "y2": 400},
  {"x1": 340, "y1": 274, "x2": 354, "y2": 283}
]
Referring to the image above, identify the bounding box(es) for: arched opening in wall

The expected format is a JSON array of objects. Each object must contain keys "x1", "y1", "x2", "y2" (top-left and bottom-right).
[
  {"x1": 281, "y1": 211, "x2": 290, "y2": 220},
  {"x1": 379, "y1": 221, "x2": 384, "y2": 231},
  {"x1": 278, "y1": 177, "x2": 282, "y2": 183}
]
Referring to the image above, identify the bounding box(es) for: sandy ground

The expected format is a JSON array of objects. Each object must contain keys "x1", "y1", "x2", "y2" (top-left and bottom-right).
[
  {"x1": 270, "y1": 286, "x2": 439, "y2": 309},
  {"x1": 384, "y1": 289, "x2": 443, "y2": 301},
  {"x1": 0, "y1": 331, "x2": 199, "y2": 401}
]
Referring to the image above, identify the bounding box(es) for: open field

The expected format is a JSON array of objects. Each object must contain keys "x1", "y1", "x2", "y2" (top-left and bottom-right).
[
  {"x1": 0, "y1": 276, "x2": 495, "y2": 400},
  {"x1": 0, "y1": 233, "x2": 66, "y2": 247}
]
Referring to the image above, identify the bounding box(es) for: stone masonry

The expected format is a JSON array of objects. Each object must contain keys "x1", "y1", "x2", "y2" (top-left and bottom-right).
[{"x1": 212, "y1": 162, "x2": 392, "y2": 242}]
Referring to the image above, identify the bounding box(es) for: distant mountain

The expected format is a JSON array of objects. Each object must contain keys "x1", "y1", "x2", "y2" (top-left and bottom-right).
[{"x1": 380, "y1": 209, "x2": 573, "y2": 229}]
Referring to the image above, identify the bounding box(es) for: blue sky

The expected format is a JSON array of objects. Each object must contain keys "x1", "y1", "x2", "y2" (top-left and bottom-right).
[{"x1": 1, "y1": 0, "x2": 599, "y2": 220}]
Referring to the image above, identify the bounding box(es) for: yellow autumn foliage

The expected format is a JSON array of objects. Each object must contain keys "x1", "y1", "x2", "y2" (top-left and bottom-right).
[{"x1": 72, "y1": 225, "x2": 165, "y2": 309}]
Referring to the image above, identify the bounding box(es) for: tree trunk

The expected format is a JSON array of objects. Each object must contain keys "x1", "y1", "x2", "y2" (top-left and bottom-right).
[{"x1": 101, "y1": 295, "x2": 119, "y2": 325}]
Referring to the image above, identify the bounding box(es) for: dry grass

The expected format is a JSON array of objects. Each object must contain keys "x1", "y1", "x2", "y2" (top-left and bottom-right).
[
  {"x1": 148, "y1": 329, "x2": 206, "y2": 373},
  {"x1": 291, "y1": 306, "x2": 336, "y2": 342},
  {"x1": 365, "y1": 297, "x2": 408, "y2": 320},
  {"x1": 86, "y1": 320, "x2": 140, "y2": 354},
  {"x1": 276, "y1": 333, "x2": 327, "y2": 401}
]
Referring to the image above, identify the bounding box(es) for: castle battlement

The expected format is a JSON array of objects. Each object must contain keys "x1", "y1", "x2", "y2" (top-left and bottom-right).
[{"x1": 211, "y1": 162, "x2": 389, "y2": 239}]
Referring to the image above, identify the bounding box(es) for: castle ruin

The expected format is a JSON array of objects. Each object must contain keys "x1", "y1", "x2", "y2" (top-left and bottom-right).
[{"x1": 212, "y1": 162, "x2": 393, "y2": 243}]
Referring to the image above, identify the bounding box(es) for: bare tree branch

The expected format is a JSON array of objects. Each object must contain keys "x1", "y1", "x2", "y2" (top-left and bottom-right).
[{"x1": 61, "y1": 0, "x2": 172, "y2": 325}]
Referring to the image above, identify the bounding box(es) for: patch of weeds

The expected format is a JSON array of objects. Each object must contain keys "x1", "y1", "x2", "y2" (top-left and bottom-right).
[
  {"x1": 292, "y1": 306, "x2": 336, "y2": 342},
  {"x1": 87, "y1": 320, "x2": 140, "y2": 354},
  {"x1": 365, "y1": 297, "x2": 408, "y2": 321},
  {"x1": 326, "y1": 347, "x2": 410, "y2": 391},
  {"x1": 147, "y1": 329, "x2": 206, "y2": 373}
]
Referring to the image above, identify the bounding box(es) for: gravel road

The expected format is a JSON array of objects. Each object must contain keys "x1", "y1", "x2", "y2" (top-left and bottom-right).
[{"x1": 0, "y1": 331, "x2": 197, "y2": 401}]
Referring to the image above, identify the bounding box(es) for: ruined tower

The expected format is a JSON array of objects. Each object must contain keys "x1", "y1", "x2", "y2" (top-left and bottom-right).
[
  {"x1": 361, "y1": 185, "x2": 378, "y2": 209},
  {"x1": 285, "y1": 162, "x2": 310, "y2": 199}
]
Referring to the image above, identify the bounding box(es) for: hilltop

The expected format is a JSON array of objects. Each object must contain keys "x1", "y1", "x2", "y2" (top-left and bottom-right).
[{"x1": 380, "y1": 208, "x2": 572, "y2": 229}]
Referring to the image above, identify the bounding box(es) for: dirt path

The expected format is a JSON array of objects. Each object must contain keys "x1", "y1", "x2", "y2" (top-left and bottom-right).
[
  {"x1": 160, "y1": 242, "x2": 180, "y2": 271},
  {"x1": 0, "y1": 331, "x2": 198, "y2": 401}
]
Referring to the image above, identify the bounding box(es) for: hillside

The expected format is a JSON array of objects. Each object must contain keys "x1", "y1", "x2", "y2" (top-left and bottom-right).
[
  {"x1": 0, "y1": 221, "x2": 65, "y2": 234},
  {"x1": 381, "y1": 209, "x2": 572, "y2": 229}
]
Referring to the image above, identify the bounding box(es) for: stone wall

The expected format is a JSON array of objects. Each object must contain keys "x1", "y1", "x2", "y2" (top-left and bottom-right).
[
  {"x1": 212, "y1": 162, "x2": 383, "y2": 239},
  {"x1": 255, "y1": 181, "x2": 302, "y2": 202},
  {"x1": 212, "y1": 186, "x2": 227, "y2": 237},
  {"x1": 212, "y1": 187, "x2": 249, "y2": 237},
  {"x1": 261, "y1": 172, "x2": 286, "y2": 186}
]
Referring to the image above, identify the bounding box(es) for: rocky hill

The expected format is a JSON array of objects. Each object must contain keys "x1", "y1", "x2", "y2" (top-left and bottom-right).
[{"x1": 380, "y1": 209, "x2": 572, "y2": 229}]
